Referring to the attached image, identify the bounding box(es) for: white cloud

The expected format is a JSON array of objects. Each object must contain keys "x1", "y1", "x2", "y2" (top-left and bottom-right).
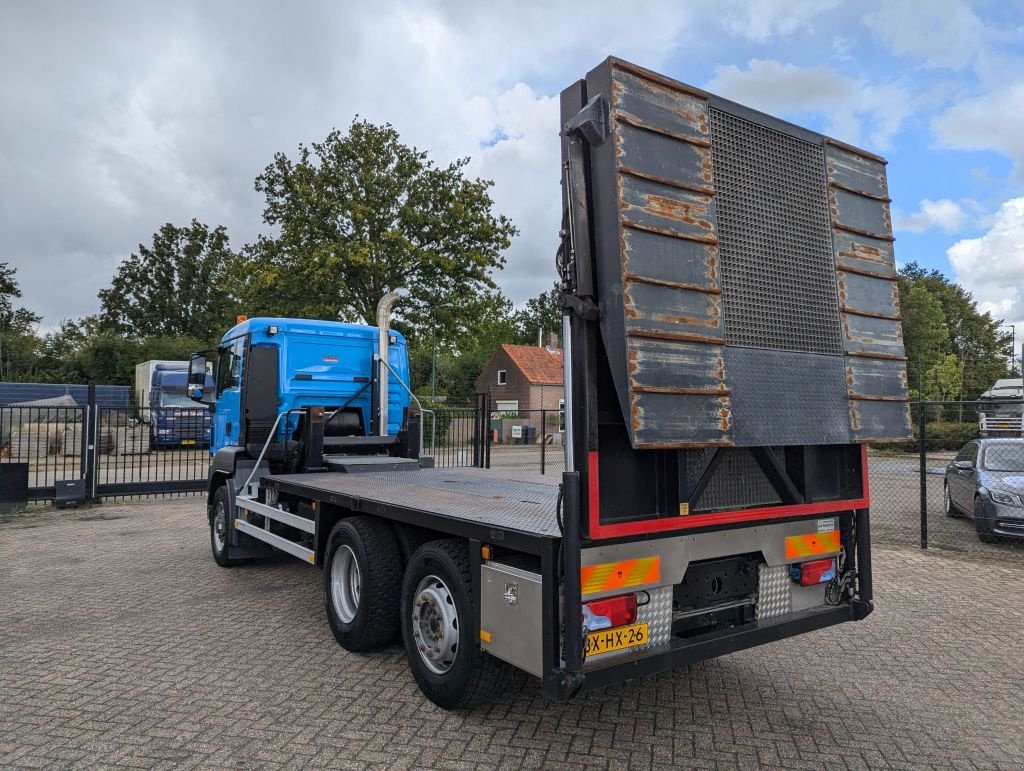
[
  {"x1": 0, "y1": 1, "x2": 697, "y2": 326},
  {"x1": 705, "y1": 59, "x2": 913, "y2": 150},
  {"x1": 932, "y1": 82, "x2": 1024, "y2": 178},
  {"x1": 863, "y1": 0, "x2": 988, "y2": 70},
  {"x1": 947, "y1": 197, "x2": 1024, "y2": 339},
  {"x1": 893, "y1": 198, "x2": 967, "y2": 234},
  {"x1": 716, "y1": 0, "x2": 842, "y2": 43}
]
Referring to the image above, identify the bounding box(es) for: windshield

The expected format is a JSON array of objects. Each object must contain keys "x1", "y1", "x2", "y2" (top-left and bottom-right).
[
  {"x1": 982, "y1": 445, "x2": 1024, "y2": 472},
  {"x1": 159, "y1": 392, "x2": 197, "y2": 409}
]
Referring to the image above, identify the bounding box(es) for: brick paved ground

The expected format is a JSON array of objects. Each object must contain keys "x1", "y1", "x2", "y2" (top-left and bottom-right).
[{"x1": 2, "y1": 497, "x2": 1023, "y2": 769}]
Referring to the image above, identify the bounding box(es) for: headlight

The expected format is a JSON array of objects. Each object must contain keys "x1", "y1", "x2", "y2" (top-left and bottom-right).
[{"x1": 989, "y1": 489, "x2": 1024, "y2": 507}]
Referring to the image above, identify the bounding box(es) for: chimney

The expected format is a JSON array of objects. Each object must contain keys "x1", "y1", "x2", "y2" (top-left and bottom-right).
[{"x1": 547, "y1": 332, "x2": 559, "y2": 352}]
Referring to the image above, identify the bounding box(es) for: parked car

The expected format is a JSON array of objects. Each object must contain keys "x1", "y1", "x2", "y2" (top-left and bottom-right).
[{"x1": 944, "y1": 438, "x2": 1024, "y2": 543}]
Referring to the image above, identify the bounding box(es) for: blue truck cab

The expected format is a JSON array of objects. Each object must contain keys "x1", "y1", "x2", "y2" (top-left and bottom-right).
[
  {"x1": 190, "y1": 317, "x2": 416, "y2": 477},
  {"x1": 149, "y1": 368, "x2": 213, "y2": 448}
]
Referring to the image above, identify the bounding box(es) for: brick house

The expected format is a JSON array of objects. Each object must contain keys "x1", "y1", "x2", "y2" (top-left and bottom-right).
[{"x1": 474, "y1": 344, "x2": 563, "y2": 414}]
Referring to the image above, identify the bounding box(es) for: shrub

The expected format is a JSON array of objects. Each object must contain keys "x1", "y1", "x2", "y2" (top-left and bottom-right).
[{"x1": 870, "y1": 421, "x2": 980, "y2": 453}]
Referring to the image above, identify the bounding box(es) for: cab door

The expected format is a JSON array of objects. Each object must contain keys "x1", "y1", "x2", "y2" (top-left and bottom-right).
[{"x1": 212, "y1": 338, "x2": 245, "y2": 451}]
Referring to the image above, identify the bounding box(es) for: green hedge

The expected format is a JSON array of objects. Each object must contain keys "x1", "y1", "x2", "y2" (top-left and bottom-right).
[{"x1": 871, "y1": 421, "x2": 979, "y2": 453}]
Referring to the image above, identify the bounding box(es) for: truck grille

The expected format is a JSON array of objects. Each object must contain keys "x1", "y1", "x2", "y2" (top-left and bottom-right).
[{"x1": 980, "y1": 413, "x2": 1024, "y2": 432}]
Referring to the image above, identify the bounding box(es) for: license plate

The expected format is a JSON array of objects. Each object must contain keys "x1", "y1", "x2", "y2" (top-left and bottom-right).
[
  {"x1": 181, "y1": 439, "x2": 196, "y2": 445},
  {"x1": 585, "y1": 623, "x2": 648, "y2": 656}
]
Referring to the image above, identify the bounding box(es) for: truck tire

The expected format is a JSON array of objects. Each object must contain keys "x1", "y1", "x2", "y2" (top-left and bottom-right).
[
  {"x1": 324, "y1": 517, "x2": 402, "y2": 651},
  {"x1": 400, "y1": 539, "x2": 511, "y2": 709},
  {"x1": 210, "y1": 485, "x2": 241, "y2": 567}
]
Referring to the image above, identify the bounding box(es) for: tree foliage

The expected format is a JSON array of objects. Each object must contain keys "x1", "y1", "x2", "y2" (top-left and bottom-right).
[
  {"x1": 0, "y1": 262, "x2": 42, "y2": 381},
  {"x1": 898, "y1": 262, "x2": 1011, "y2": 398},
  {"x1": 98, "y1": 220, "x2": 238, "y2": 340},
  {"x1": 512, "y1": 282, "x2": 561, "y2": 346},
  {"x1": 238, "y1": 119, "x2": 516, "y2": 338}
]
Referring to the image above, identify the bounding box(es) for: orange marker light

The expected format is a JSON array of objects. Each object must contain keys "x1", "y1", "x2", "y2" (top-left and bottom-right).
[{"x1": 481, "y1": 545, "x2": 493, "y2": 560}]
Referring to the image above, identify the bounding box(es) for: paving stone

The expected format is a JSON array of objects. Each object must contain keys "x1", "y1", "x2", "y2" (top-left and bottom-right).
[{"x1": 1, "y1": 497, "x2": 1022, "y2": 769}]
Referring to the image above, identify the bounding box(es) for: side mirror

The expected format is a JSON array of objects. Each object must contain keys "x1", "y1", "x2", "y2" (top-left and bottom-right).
[
  {"x1": 954, "y1": 460, "x2": 974, "y2": 470},
  {"x1": 188, "y1": 353, "x2": 214, "y2": 405}
]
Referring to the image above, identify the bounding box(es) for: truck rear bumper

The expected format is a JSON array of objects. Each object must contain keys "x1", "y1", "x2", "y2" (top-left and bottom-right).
[{"x1": 546, "y1": 601, "x2": 867, "y2": 700}]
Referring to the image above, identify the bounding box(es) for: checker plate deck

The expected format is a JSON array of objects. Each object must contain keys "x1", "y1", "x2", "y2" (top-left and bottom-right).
[{"x1": 266, "y1": 467, "x2": 562, "y2": 538}]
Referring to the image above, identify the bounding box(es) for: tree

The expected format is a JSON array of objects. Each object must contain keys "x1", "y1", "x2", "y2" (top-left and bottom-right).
[
  {"x1": 98, "y1": 220, "x2": 238, "y2": 340},
  {"x1": 35, "y1": 320, "x2": 89, "y2": 384},
  {"x1": 900, "y1": 283, "x2": 948, "y2": 392},
  {"x1": 238, "y1": 119, "x2": 517, "y2": 335},
  {"x1": 513, "y1": 283, "x2": 561, "y2": 346},
  {"x1": 0, "y1": 262, "x2": 41, "y2": 381},
  {"x1": 898, "y1": 262, "x2": 1011, "y2": 398}
]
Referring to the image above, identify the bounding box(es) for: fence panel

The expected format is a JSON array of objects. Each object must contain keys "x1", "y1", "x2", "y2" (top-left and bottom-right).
[
  {"x1": 428, "y1": 408, "x2": 479, "y2": 468},
  {"x1": 93, "y1": 406, "x2": 209, "y2": 498},
  {"x1": 869, "y1": 399, "x2": 1024, "y2": 561},
  {"x1": 0, "y1": 404, "x2": 87, "y2": 500},
  {"x1": 6, "y1": 389, "x2": 1021, "y2": 565},
  {"x1": 477, "y1": 408, "x2": 565, "y2": 475}
]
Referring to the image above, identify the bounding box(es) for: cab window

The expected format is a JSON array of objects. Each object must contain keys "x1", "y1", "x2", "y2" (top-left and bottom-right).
[{"x1": 216, "y1": 338, "x2": 245, "y2": 395}]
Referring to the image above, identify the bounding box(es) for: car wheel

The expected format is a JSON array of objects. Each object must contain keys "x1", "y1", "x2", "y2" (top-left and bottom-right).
[
  {"x1": 323, "y1": 517, "x2": 403, "y2": 651},
  {"x1": 973, "y1": 496, "x2": 999, "y2": 544},
  {"x1": 400, "y1": 539, "x2": 511, "y2": 709},
  {"x1": 943, "y1": 482, "x2": 959, "y2": 517}
]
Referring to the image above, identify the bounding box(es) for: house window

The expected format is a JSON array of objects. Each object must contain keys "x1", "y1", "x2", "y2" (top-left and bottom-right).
[{"x1": 497, "y1": 369, "x2": 507, "y2": 385}]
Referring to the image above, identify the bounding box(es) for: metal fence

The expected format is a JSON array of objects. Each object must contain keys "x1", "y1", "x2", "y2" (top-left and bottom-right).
[
  {"x1": 4, "y1": 393, "x2": 1024, "y2": 563},
  {"x1": 870, "y1": 399, "x2": 1024, "y2": 561},
  {"x1": 92, "y1": 406, "x2": 209, "y2": 497},
  {"x1": 0, "y1": 403, "x2": 87, "y2": 499},
  {"x1": 0, "y1": 389, "x2": 209, "y2": 502}
]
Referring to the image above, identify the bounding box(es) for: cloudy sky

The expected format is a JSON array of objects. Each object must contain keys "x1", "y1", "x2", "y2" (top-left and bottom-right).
[{"x1": 2, "y1": 0, "x2": 1024, "y2": 338}]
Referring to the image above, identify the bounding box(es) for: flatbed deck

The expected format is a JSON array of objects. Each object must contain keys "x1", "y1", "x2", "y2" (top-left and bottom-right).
[{"x1": 265, "y1": 467, "x2": 563, "y2": 550}]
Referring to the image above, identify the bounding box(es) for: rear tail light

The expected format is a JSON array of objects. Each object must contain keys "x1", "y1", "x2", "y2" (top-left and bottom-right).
[
  {"x1": 790, "y1": 558, "x2": 836, "y2": 586},
  {"x1": 583, "y1": 593, "x2": 638, "y2": 630}
]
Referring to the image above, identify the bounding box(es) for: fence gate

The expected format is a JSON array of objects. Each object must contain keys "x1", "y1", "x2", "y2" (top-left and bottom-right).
[
  {"x1": 92, "y1": 405, "x2": 209, "y2": 498},
  {"x1": 0, "y1": 403, "x2": 88, "y2": 501}
]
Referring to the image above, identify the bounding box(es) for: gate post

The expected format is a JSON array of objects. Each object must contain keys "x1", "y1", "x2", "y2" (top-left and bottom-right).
[
  {"x1": 473, "y1": 394, "x2": 482, "y2": 468},
  {"x1": 84, "y1": 381, "x2": 97, "y2": 503},
  {"x1": 918, "y1": 399, "x2": 928, "y2": 549},
  {"x1": 484, "y1": 392, "x2": 492, "y2": 469},
  {"x1": 540, "y1": 408, "x2": 546, "y2": 475}
]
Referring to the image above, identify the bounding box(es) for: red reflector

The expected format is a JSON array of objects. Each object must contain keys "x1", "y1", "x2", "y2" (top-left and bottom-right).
[
  {"x1": 790, "y1": 558, "x2": 836, "y2": 586},
  {"x1": 584, "y1": 594, "x2": 638, "y2": 628}
]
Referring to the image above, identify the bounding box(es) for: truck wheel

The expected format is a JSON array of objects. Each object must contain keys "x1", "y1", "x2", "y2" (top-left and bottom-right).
[
  {"x1": 211, "y1": 486, "x2": 241, "y2": 567},
  {"x1": 400, "y1": 539, "x2": 511, "y2": 709},
  {"x1": 324, "y1": 517, "x2": 402, "y2": 651}
]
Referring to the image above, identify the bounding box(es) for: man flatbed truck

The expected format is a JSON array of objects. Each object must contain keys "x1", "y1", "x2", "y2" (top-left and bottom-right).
[{"x1": 189, "y1": 57, "x2": 912, "y2": 709}]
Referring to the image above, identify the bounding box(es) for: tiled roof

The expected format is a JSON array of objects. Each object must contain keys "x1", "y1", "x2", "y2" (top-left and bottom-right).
[{"x1": 501, "y1": 344, "x2": 563, "y2": 384}]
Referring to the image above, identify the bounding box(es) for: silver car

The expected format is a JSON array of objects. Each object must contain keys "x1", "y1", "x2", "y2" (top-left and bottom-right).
[{"x1": 944, "y1": 438, "x2": 1024, "y2": 543}]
